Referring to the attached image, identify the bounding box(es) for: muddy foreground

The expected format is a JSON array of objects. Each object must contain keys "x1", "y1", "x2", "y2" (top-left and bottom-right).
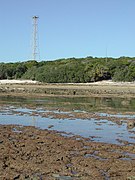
[{"x1": 0, "y1": 125, "x2": 135, "y2": 180}]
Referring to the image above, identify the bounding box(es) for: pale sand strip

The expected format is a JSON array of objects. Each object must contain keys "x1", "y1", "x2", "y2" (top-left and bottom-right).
[{"x1": 1, "y1": 79, "x2": 135, "y2": 86}]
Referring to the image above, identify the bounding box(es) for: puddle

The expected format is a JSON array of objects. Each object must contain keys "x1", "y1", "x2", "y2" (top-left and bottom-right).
[
  {"x1": 52, "y1": 174, "x2": 73, "y2": 180},
  {"x1": 122, "y1": 152, "x2": 135, "y2": 160},
  {"x1": 12, "y1": 127, "x2": 22, "y2": 133},
  {"x1": 85, "y1": 153, "x2": 107, "y2": 161},
  {"x1": 97, "y1": 112, "x2": 135, "y2": 119},
  {"x1": 109, "y1": 149, "x2": 135, "y2": 161},
  {"x1": 0, "y1": 105, "x2": 135, "y2": 145}
]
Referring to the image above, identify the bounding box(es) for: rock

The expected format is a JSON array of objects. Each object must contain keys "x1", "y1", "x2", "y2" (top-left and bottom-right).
[
  {"x1": 127, "y1": 121, "x2": 135, "y2": 129},
  {"x1": 52, "y1": 174, "x2": 60, "y2": 178},
  {"x1": 0, "y1": 140, "x2": 3, "y2": 143},
  {"x1": 48, "y1": 125, "x2": 54, "y2": 129},
  {"x1": 13, "y1": 174, "x2": 20, "y2": 180}
]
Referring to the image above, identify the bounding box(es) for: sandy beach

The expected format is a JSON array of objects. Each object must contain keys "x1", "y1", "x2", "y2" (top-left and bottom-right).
[{"x1": 1, "y1": 79, "x2": 135, "y2": 86}]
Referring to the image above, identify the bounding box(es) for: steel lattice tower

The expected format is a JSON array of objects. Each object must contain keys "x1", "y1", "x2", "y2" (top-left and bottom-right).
[{"x1": 32, "y1": 16, "x2": 40, "y2": 61}]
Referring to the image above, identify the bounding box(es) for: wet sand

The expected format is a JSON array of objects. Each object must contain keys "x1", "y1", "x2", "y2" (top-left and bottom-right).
[{"x1": 0, "y1": 125, "x2": 135, "y2": 180}]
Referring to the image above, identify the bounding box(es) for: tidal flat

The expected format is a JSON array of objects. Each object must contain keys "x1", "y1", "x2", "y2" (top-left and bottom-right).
[{"x1": 0, "y1": 86, "x2": 135, "y2": 179}]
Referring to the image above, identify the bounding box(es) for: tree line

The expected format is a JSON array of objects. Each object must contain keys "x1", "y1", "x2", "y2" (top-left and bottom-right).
[{"x1": 0, "y1": 56, "x2": 135, "y2": 83}]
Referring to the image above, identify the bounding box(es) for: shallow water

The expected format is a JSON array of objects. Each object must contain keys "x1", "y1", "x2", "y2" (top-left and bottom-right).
[
  {"x1": 0, "y1": 108, "x2": 134, "y2": 145},
  {"x1": 1, "y1": 95, "x2": 135, "y2": 112},
  {"x1": 0, "y1": 96, "x2": 135, "y2": 145}
]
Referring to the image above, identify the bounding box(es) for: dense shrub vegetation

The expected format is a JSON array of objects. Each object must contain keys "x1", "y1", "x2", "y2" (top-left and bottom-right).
[{"x1": 0, "y1": 56, "x2": 135, "y2": 82}]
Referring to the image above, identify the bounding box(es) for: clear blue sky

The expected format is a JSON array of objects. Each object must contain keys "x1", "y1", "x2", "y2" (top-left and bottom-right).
[{"x1": 0, "y1": 0, "x2": 135, "y2": 62}]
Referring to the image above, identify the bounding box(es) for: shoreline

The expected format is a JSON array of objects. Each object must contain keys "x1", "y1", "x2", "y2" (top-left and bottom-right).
[
  {"x1": 1, "y1": 79, "x2": 135, "y2": 86},
  {"x1": 0, "y1": 80, "x2": 135, "y2": 98}
]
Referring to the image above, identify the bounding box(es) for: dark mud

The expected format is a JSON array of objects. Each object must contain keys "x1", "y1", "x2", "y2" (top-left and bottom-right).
[{"x1": 0, "y1": 125, "x2": 135, "y2": 180}]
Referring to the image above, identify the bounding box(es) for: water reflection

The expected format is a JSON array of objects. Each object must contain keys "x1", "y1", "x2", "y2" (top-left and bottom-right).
[
  {"x1": 0, "y1": 105, "x2": 135, "y2": 145},
  {"x1": 0, "y1": 96, "x2": 135, "y2": 112},
  {"x1": 0, "y1": 96, "x2": 135, "y2": 145}
]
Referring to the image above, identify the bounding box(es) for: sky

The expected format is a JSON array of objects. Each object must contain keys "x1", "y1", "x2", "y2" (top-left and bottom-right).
[{"x1": 0, "y1": 0, "x2": 135, "y2": 62}]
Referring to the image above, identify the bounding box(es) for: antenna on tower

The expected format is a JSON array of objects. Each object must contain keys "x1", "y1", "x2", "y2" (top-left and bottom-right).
[{"x1": 32, "y1": 16, "x2": 40, "y2": 61}]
